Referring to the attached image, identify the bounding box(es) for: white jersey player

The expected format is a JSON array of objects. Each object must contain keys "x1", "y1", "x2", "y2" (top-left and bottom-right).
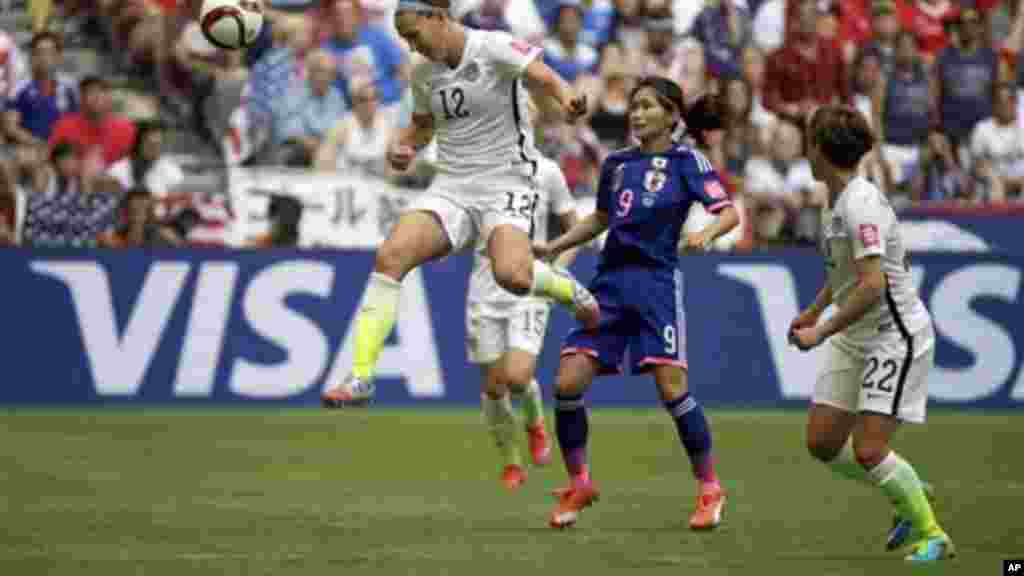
[
  {"x1": 322, "y1": 0, "x2": 598, "y2": 408},
  {"x1": 790, "y1": 105, "x2": 954, "y2": 563},
  {"x1": 465, "y1": 155, "x2": 579, "y2": 490}
]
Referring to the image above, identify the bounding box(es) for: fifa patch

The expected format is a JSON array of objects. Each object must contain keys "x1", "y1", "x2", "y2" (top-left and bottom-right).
[
  {"x1": 509, "y1": 40, "x2": 534, "y2": 55},
  {"x1": 859, "y1": 223, "x2": 880, "y2": 247},
  {"x1": 704, "y1": 180, "x2": 726, "y2": 200}
]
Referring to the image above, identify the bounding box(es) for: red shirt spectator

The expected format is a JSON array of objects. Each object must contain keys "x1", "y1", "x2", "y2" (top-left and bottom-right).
[
  {"x1": 49, "y1": 76, "x2": 137, "y2": 169},
  {"x1": 765, "y1": 0, "x2": 849, "y2": 125},
  {"x1": 898, "y1": 0, "x2": 956, "y2": 60}
]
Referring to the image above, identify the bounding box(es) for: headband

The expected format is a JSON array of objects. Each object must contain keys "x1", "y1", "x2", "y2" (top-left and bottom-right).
[
  {"x1": 396, "y1": 0, "x2": 445, "y2": 14},
  {"x1": 645, "y1": 17, "x2": 675, "y2": 32}
]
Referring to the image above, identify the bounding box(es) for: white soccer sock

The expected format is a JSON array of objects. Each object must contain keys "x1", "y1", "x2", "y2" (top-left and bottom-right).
[
  {"x1": 481, "y1": 392, "x2": 520, "y2": 467},
  {"x1": 826, "y1": 438, "x2": 872, "y2": 486}
]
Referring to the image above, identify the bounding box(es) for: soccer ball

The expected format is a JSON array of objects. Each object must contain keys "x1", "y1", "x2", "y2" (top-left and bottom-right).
[{"x1": 200, "y1": 0, "x2": 264, "y2": 50}]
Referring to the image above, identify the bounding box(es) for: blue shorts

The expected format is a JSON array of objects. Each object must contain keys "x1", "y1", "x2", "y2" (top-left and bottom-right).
[{"x1": 562, "y1": 267, "x2": 687, "y2": 375}]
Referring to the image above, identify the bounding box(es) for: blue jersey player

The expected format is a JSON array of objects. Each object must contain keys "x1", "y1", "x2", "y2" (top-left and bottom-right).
[{"x1": 534, "y1": 77, "x2": 739, "y2": 530}]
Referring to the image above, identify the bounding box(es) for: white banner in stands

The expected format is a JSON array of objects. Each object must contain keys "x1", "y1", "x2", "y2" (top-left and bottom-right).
[{"x1": 230, "y1": 167, "x2": 422, "y2": 248}]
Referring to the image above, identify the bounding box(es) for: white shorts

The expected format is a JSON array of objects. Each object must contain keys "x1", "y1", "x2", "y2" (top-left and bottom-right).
[
  {"x1": 466, "y1": 302, "x2": 550, "y2": 365},
  {"x1": 813, "y1": 331, "x2": 933, "y2": 424},
  {"x1": 405, "y1": 177, "x2": 535, "y2": 254}
]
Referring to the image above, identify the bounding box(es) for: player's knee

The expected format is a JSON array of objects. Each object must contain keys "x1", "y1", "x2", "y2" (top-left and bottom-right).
[
  {"x1": 504, "y1": 370, "x2": 532, "y2": 395},
  {"x1": 374, "y1": 242, "x2": 408, "y2": 280},
  {"x1": 492, "y1": 259, "x2": 531, "y2": 296},
  {"x1": 806, "y1": 434, "x2": 842, "y2": 463},
  {"x1": 852, "y1": 439, "x2": 888, "y2": 469}
]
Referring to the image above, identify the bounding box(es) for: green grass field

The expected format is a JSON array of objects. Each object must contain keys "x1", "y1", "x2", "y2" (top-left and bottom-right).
[{"x1": 0, "y1": 408, "x2": 1020, "y2": 575}]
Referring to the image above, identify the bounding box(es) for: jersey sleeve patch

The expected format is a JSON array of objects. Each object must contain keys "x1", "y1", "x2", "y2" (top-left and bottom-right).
[
  {"x1": 704, "y1": 180, "x2": 727, "y2": 200},
  {"x1": 859, "y1": 223, "x2": 880, "y2": 248},
  {"x1": 509, "y1": 39, "x2": 534, "y2": 55}
]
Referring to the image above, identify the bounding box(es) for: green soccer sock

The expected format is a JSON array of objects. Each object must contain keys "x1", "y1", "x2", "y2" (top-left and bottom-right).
[
  {"x1": 516, "y1": 379, "x2": 545, "y2": 429},
  {"x1": 529, "y1": 261, "x2": 575, "y2": 306},
  {"x1": 826, "y1": 438, "x2": 872, "y2": 485},
  {"x1": 482, "y1": 392, "x2": 521, "y2": 467},
  {"x1": 869, "y1": 451, "x2": 941, "y2": 537},
  {"x1": 352, "y1": 273, "x2": 402, "y2": 381}
]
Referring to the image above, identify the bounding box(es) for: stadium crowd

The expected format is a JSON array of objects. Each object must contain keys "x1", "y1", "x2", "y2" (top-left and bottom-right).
[{"x1": 1, "y1": 0, "x2": 1023, "y2": 248}]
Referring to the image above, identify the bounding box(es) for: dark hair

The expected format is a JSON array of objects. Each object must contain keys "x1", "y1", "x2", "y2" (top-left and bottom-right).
[
  {"x1": 631, "y1": 76, "x2": 686, "y2": 118},
  {"x1": 50, "y1": 141, "x2": 77, "y2": 163},
  {"x1": 29, "y1": 31, "x2": 62, "y2": 52},
  {"x1": 684, "y1": 93, "x2": 725, "y2": 149},
  {"x1": 808, "y1": 105, "x2": 875, "y2": 170},
  {"x1": 130, "y1": 120, "x2": 164, "y2": 184},
  {"x1": 268, "y1": 194, "x2": 303, "y2": 245},
  {"x1": 276, "y1": 139, "x2": 314, "y2": 167},
  {"x1": 79, "y1": 75, "x2": 108, "y2": 94}
]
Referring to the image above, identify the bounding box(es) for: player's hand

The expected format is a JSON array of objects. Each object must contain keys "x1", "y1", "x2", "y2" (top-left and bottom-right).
[
  {"x1": 387, "y1": 142, "x2": 416, "y2": 172},
  {"x1": 788, "y1": 308, "x2": 820, "y2": 335},
  {"x1": 790, "y1": 326, "x2": 823, "y2": 351},
  {"x1": 533, "y1": 241, "x2": 556, "y2": 261},
  {"x1": 682, "y1": 230, "x2": 713, "y2": 252},
  {"x1": 566, "y1": 94, "x2": 588, "y2": 123}
]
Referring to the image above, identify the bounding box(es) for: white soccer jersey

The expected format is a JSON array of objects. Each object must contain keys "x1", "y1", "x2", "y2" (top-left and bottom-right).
[
  {"x1": 822, "y1": 177, "x2": 932, "y2": 356},
  {"x1": 467, "y1": 156, "x2": 576, "y2": 315},
  {"x1": 410, "y1": 29, "x2": 541, "y2": 182}
]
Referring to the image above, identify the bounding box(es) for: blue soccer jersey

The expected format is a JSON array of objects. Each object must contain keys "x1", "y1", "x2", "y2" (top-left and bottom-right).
[
  {"x1": 595, "y1": 145, "x2": 731, "y2": 271},
  {"x1": 563, "y1": 144, "x2": 732, "y2": 374}
]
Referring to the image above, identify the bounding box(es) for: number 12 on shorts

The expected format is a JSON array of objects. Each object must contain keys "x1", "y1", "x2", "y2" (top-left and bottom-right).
[{"x1": 863, "y1": 356, "x2": 899, "y2": 392}]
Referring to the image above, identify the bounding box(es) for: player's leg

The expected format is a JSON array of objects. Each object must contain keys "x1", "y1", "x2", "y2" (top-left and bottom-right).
[
  {"x1": 481, "y1": 362, "x2": 526, "y2": 490},
  {"x1": 503, "y1": 304, "x2": 551, "y2": 465},
  {"x1": 486, "y1": 222, "x2": 599, "y2": 329},
  {"x1": 853, "y1": 344, "x2": 952, "y2": 562},
  {"x1": 652, "y1": 365, "x2": 725, "y2": 530},
  {"x1": 468, "y1": 312, "x2": 525, "y2": 489},
  {"x1": 549, "y1": 351, "x2": 602, "y2": 528},
  {"x1": 322, "y1": 201, "x2": 459, "y2": 407},
  {"x1": 806, "y1": 344, "x2": 869, "y2": 482}
]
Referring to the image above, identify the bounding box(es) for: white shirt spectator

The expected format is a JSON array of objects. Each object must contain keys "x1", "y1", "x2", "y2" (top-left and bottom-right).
[
  {"x1": 970, "y1": 117, "x2": 1024, "y2": 179},
  {"x1": 107, "y1": 157, "x2": 186, "y2": 218},
  {"x1": 0, "y1": 30, "x2": 27, "y2": 101},
  {"x1": 744, "y1": 155, "x2": 786, "y2": 201},
  {"x1": 784, "y1": 158, "x2": 817, "y2": 197},
  {"x1": 752, "y1": 0, "x2": 786, "y2": 53}
]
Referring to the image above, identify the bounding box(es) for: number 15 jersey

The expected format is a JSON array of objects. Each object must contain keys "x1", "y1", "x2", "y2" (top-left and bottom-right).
[{"x1": 411, "y1": 29, "x2": 541, "y2": 183}]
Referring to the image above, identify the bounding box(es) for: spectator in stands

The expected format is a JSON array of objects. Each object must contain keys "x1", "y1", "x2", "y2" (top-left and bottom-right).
[
  {"x1": 633, "y1": 3, "x2": 705, "y2": 100},
  {"x1": 49, "y1": 75, "x2": 137, "y2": 169},
  {"x1": 315, "y1": 77, "x2": 393, "y2": 175},
  {"x1": 743, "y1": 120, "x2": 803, "y2": 242},
  {"x1": 899, "y1": 0, "x2": 956, "y2": 63},
  {"x1": 0, "y1": 28, "x2": 27, "y2": 105},
  {"x1": 20, "y1": 142, "x2": 120, "y2": 247},
  {"x1": 851, "y1": 45, "x2": 883, "y2": 126},
  {"x1": 106, "y1": 121, "x2": 185, "y2": 217},
  {"x1": 721, "y1": 76, "x2": 758, "y2": 176},
  {"x1": 859, "y1": 1, "x2": 901, "y2": 75},
  {"x1": 834, "y1": 0, "x2": 872, "y2": 64},
  {"x1": 970, "y1": 82, "x2": 1024, "y2": 201},
  {"x1": 610, "y1": 0, "x2": 647, "y2": 51},
  {"x1": 873, "y1": 30, "x2": 931, "y2": 195},
  {"x1": 934, "y1": 6, "x2": 998, "y2": 167},
  {"x1": 764, "y1": 0, "x2": 848, "y2": 125},
  {"x1": 740, "y1": 45, "x2": 776, "y2": 129},
  {"x1": 96, "y1": 187, "x2": 184, "y2": 247},
  {"x1": 322, "y1": 0, "x2": 409, "y2": 117},
  {"x1": 277, "y1": 50, "x2": 347, "y2": 163},
  {"x1": 543, "y1": 0, "x2": 600, "y2": 84},
  {"x1": 249, "y1": 194, "x2": 303, "y2": 247},
  {"x1": 587, "y1": 52, "x2": 631, "y2": 149},
  {"x1": 751, "y1": 0, "x2": 786, "y2": 53},
  {"x1": 244, "y1": 14, "x2": 306, "y2": 164},
  {"x1": 0, "y1": 157, "x2": 17, "y2": 244},
  {"x1": 4, "y1": 32, "x2": 77, "y2": 149},
  {"x1": 686, "y1": 0, "x2": 751, "y2": 83}
]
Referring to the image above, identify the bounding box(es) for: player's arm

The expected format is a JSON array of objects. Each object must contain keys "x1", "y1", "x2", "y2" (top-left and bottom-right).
[
  {"x1": 817, "y1": 255, "x2": 885, "y2": 340},
  {"x1": 682, "y1": 160, "x2": 739, "y2": 250},
  {"x1": 523, "y1": 59, "x2": 587, "y2": 124},
  {"x1": 539, "y1": 210, "x2": 608, "y2": 260}
]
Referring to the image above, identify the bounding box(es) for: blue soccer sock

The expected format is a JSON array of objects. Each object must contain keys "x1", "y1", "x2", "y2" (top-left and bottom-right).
[
  {"x1": 555, "y1": 392, "x2": 590, "y2": 485},
  {"x1": 664, "y1": 392, "x2": 718, "y2": 485}
]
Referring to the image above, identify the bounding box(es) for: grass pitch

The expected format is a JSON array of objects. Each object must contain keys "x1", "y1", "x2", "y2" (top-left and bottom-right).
[{"x1": 0, "y1": 408, "x2": 1020, "y2": 575}]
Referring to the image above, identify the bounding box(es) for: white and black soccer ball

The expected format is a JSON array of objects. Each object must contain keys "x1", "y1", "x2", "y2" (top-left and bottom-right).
[{"x1": 200, "y1": 0, "x2": 264, "y2": 50}]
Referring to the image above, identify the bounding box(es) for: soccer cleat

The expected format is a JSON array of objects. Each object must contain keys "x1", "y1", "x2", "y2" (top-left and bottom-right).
[
  {"x1": 904, "y1": 531, "x2": 956, "y2": 563},
  {"x1": 501, "y1": 464, "x2": 527, "y2": 491},
  {"x1": 887, "y1": 482, "x2": 936, "y2": 551},
  {"x1": 548, "y1": 483, "x2": 600, "y2": 529},
  {"x1": 689, "y1": 484, "x2": 726, "y2": 530},
  {"x1": 526, "y1": 424, "x2": 552, "y2": 466},
  {"x1": 321, "y1": 374, "x2": 375, "y2": 408},
  {"x1": 553, "y1": 266, "x2": 600, "y2": 330}
]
